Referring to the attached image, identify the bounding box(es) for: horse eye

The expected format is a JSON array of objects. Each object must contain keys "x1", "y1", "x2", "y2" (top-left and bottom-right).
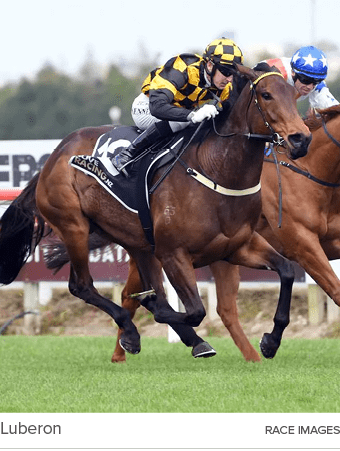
[{"x1": 262, "y1": 92, "x2": 272, "y2": 100}]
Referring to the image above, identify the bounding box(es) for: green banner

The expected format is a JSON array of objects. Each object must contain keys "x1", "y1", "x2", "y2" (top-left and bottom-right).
[{"x1": 0, "y1": 413, "x2": 340, "y2": 450}]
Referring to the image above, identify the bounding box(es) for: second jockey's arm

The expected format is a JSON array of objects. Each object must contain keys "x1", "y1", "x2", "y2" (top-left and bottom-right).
[{"x1": 309, "y1": 81, "x2": 339, "y2": 110}]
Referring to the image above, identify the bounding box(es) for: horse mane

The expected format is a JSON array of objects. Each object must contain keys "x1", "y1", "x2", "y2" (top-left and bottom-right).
[
  {"x1": 252, "y1": 62, "x2": 280, "y2": 74},
  {"x1": 304, "y1": 104, "x2": 340, "y2": 131},
  {"x1": 234, "y1": 62, "x2": 281, "y2": 100}
]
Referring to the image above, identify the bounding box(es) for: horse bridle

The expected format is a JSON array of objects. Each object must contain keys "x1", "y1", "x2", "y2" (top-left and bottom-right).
[{"x1": 212, "y1": 71, "x2": 286, "y2": 147}]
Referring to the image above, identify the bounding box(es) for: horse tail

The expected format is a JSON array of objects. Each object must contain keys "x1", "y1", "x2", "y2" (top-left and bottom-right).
[
  {"x1": 44, "y1": 232, "x2": 111, "y2": 273},
  {"x1": 0, "y1": 173, "x2": 46, "y2": 284}
]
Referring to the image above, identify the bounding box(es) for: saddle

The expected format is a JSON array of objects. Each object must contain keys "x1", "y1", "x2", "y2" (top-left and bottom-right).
[{"x1": 69, "y1": 124, "x2": 208, "y2": 248}]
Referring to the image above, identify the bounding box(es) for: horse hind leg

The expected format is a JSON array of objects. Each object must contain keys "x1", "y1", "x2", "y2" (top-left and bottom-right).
[
  {"x1": 39, "y1": 196, "x2": 141, "y2": 355},
  {"x1": 67, "y1": 245, "x2": 141, "y2": 355},
  {"x1": 111, "y1": 259, "x2": 142, "y2": 363}
]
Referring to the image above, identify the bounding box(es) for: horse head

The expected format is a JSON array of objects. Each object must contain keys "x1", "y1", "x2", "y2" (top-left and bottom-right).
[{"x1": 235, "y1": 64, "x2": 312, "y2": 160}]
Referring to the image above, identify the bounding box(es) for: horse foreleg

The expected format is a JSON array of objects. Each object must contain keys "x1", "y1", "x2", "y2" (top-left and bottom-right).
[
  {"x1": 283, "y1": 230, "x2": 340, "y2": 307},
  {"x1": 150, "y1": 248, "x2": 206, "y2": 327},
  {"x1": 131, "y1": 253, "x2": 216, "y2": 358},
  {"x1": 228, "y1": 232, "x2": 294, "y2": 359},
  {"x1": 209, "y1": 260, "x2": 261, "y2": 362},
  {"x1": 130, "y1": 251, "x2": 199, "y2": 325}
]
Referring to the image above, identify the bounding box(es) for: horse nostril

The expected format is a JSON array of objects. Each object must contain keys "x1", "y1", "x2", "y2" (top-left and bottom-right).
[
  {"x1": 288, "y1": 133, "x2": 312, "y2": 149},
  {"x1": 289, "y1": 133, "x2": 312, "y2": 160},
  {"x1": 288, "y1": 133, "x2": 303, "y2": 147}
]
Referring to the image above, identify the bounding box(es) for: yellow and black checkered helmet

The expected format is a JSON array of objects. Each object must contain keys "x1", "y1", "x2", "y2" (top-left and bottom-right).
[{"x1": 203, "y1": 38, "x2": 243, "y2": 67}]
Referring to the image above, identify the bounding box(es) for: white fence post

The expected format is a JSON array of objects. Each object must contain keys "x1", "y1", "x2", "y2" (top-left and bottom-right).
[
  {"x1": 327, "y1": 296, "x2": 340, "y2": 323},
  {"x1": 198, "y1": 281, "x2": 218, "y2": 321},
  {"x1": 327, "y1": 260, "x2": 340, "y2": 322},
  {"x1": 23, "y1": 282, "x2": 41, "y2": 335},
  {"x1": 306, "y1": 260, "x2": 340, "y2": 325},
  {"x1": 38, "y1": 282, "x2": 53, "y2": 305},
  {"x1": 307, "y1": 283, "x2": 325, "y2": 325}
]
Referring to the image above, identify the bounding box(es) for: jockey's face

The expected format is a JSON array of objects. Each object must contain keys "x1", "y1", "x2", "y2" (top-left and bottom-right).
[
  {"x1": 213, "y1": 69, "x2": 233, "y2": 90},
  {"x1": 292, "y1": 71, "x2": 316, "y2": 96},
  {"x1": 206, "y1": 61, "x2": 233, "y2": 90}
]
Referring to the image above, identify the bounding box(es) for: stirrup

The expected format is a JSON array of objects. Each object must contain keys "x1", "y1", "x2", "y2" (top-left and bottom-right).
[
  {"x1": 112, "y1": 148, "x2": 134, "y2": 176},
  {"x1": 112, "y1": 158, "x2": 130, "y2": 177}
]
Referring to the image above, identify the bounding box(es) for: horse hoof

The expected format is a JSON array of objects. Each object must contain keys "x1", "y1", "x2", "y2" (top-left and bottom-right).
[
  {"x1": 111, "y1": 357, "x2": 126, "y2": 363},
  {"x1": 111, "y1": 353, "x2": 127, "y2": 363},
  {"x1": 192, "y1": 341, "x2": 216, "y2": 358},
  {"x1": 259, "y1": 333, "x2": 280, "y2": 359},
  {"x1": 119, "y1": 337, "x2": 141, "y2": 355}
]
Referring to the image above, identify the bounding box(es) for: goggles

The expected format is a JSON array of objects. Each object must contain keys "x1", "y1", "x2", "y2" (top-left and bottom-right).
[
  {"x1": 296, "y1": 73, "x2": 322, "y2": 86},
  {"x1": 216, "y1": 64, "x2": 235, "y2": 78}
]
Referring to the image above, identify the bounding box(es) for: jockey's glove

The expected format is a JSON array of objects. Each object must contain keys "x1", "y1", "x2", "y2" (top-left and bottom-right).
[{"x1": 188, "y1": 104, "x2": 219, "y2": 124}]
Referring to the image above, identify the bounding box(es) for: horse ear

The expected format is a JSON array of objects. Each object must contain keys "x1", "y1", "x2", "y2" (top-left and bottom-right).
[{"x1": 234, "y1": 63, "x2": 257, "y2": 82}]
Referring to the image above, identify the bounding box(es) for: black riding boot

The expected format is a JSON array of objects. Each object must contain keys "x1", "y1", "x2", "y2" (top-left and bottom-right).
[{"x1": 112, "y1": 121, "x2": 173, "y2": 176}]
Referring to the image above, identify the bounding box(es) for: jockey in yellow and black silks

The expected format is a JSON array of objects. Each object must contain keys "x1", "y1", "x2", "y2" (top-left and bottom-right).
[{"x1": 112, "y1": 38, "x2": 244, "y2": 176}]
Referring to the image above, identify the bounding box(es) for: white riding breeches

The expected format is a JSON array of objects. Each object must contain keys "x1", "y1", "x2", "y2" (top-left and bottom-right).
[{"x1": 131, "y1": 93, "x2": 190, "y2": 132}]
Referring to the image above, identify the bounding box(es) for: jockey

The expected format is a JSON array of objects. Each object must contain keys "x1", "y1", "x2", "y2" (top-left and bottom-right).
[
  {"x1": 258, "y1": 46, "x2": 338, "y2": 112},
  {"x1": 112, "y1": 38, "x2": 244, "y2": 176}
]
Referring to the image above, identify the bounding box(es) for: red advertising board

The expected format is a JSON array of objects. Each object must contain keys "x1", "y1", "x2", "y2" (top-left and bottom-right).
[
  {"x1": 17, "y1": 242, "x2": 305, "y2": 284},
  {"x1": 17, "y1": 243, "x2": 216, "y2": 283},
  {"x1": 18, "y1": 244, "x2": 131, "y2": 282}
]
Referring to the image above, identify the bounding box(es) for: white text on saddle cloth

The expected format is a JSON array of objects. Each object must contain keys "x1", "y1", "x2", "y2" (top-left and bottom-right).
[
  {"x1": 72, "y1": 155, "x2": 114, "y2": 188},
  {"x1": 92, "y1": 135, "x2": 132, "y2": 177}
]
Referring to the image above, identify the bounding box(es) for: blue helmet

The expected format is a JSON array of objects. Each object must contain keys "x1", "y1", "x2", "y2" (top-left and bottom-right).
[{"x1": 290, "y1": 46, "x2": 328, "y2": 80}]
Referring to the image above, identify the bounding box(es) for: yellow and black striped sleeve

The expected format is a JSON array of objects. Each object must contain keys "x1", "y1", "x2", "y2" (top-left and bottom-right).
[{"x1": 143, "y1": 54, "x2": 203, "y2": 122}]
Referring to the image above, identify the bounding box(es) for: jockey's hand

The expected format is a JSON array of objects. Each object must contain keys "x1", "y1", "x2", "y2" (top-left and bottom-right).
[{"x1": 189, "y1": 104, "x2": 219, "y2": 124}]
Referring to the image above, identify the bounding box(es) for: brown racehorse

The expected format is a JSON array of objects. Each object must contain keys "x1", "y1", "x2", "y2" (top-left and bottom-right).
[
  {"x1": 111, "y1": 105, "x2": 340, "y2": 362},
  {"x1": 0, "y1": 64, "x2": 311, "y2": 360}
]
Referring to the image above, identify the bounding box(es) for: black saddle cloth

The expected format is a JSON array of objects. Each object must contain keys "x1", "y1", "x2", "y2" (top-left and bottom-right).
[{"x1": 69, "y1": 124, "x2": 208, "y2": 247}]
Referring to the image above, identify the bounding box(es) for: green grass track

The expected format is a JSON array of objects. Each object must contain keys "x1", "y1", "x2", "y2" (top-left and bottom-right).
[{"x1": 1, "y1": 336, "x2": 339, "y2": 413}]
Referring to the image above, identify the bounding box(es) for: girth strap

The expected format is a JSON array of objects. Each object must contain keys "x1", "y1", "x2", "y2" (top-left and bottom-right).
[{"x1": 186, "y1": 167, "x2": 261, "y2": 196}]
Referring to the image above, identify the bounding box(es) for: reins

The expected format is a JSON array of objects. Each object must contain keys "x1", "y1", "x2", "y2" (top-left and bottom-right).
[
  {"x1": 150, "y1": 71, "x2": 285, "y2": 196},
  {"x1": 264, "y1": 145, "x2": 284, "y2": 228},
  {"x1": 149, "y1": 111, "x2": 211, "y2": 195},
  {"x1": 322, "y1": 117, "x2": 340, "y2": 148},
  {"x1": 274, "y1": 160, "x2": 340, "y2": 188}
]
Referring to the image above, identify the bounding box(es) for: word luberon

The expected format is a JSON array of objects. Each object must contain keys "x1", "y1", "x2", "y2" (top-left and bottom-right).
[{"x1": 0, "y1": 422, "x2": 61, "y2": 434}]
